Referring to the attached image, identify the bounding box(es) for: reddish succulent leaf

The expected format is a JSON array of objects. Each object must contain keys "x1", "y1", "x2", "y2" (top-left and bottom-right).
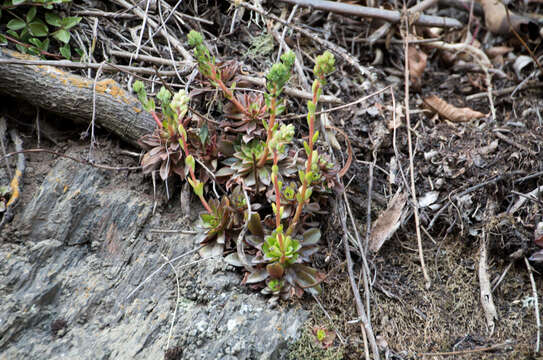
[
  {"x1": 245, "y1": 268, "x2": 269, "y2": 284},
  {"x1": 287, "y1": 264, "x2": 322, "y2": 295},
  {"x1": 248, "y1": 212, "x2": 264, "y2": 237},
  {"x1": 266, "y1": 263, "x2": 284, "y2": 279}
]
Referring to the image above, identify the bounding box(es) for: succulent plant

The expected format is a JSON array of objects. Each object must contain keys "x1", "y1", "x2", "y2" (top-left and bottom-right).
[
  {"x1": 198, "y1": 196, "x2": 239, "y2": 245},
  {"x1": 136, "y1": 30, "x2": 342, "y2": 300},
  {"x1": 223, "y1": 92, "x2": 267, "y2": 141},
  {"x1": 215, "y1": 138, "x2": 296, "y2": 190},
  {"x1": 225, "y1": 213, "x2": 323, "y2": 298}
]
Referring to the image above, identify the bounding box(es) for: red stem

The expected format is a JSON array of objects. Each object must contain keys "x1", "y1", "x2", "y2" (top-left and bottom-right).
[
  {"x1": 150, "y1": 111, "x2": 163, "y2": 128},
  {"x1": 180, "y1": 132, "x2": 212, "y2": 213},
  {"x1": 257, "y1": 94, "x2": 277, "y2": 168},
  {"x1": 286, "y1": 80, "x2": 320, "y2": 236},
  {"x1": 272, "y1": 150, "x2": 285, "y2": 261},
  {"x1": 3, "y1": 34, "x2": 63, "y2": 59},
  {"x1": 208, "y1": 63, "x2": 249, "y2": 117}
]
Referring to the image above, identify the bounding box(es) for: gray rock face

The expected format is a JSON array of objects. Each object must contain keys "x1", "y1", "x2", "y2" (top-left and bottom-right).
[{"x1": 0, "y1": 156, "x2": 308, "y2": 359}]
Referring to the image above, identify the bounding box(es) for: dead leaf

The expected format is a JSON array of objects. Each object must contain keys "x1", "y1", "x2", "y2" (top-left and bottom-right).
[
  {"x1": 485, "y1": 46, "x2": 514, "y2": 58},
  {"x1": 418, "y1": 191, "x2": 439, "y2": 208},
  {"x1": 369, "y1": 191, "x2": 408, "y2": 253},
  {"x1": 529, "y1": 249, "x2": 543, "y2": 263},
  {"x1": 535, "y1": 221, "x2": 543, "y2": 248},
  {"x1": 423, "y1": 95, "x2": 486, "y2": 122},
  {"x1": 408, "y1": 44, "x2": 427, "y2": 91},
  {"x1": 386, "y1": 103, "x2": 403, "y2": 130},
  {"x1": 478, "y1": 0, "x2": 540, "y2": 40}
]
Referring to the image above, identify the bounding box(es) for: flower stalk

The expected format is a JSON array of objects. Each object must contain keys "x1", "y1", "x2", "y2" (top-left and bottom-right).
[
  {"x1": 286, "y1": 51, "x2": 335, "y2": 236},
  {"x1": 187, "y1": 30, "x2": 249, "y2": 118},
  {"x1": 179, "y1": 127, "x2": 212, "y2": 214}
]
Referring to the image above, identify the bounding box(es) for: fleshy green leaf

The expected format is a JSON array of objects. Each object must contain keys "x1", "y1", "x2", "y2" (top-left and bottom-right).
[
  {"x1": 61, "y1": 16, "x2": 81, "y2": 30},
  {"x1": 248, "y1": 212, "x2": 264, "y2": 237},
  {"x1": 52, "y1": 29, "x2": 70, "y2": 43},
  {"x1": 302, "y1": 228, "x2": 321, "y2": 245},
  {"x1": 7, "y1": 19, "x2": 26, "y2": 31},
  {"x1": 199, "y1": 123, "x2": 208, "y2": 145},
  {"x1": 28, "y1": 21, "x2": 48, "y2": 37},
  {"x1": 59, "y1": 43, "x2": 71, "y2": 59},
  {"x1": 45, "y1": 12, "x2": 61, "y2": 27},
  {"x1": 26, "y1": 6, "x2": 36, "y2": 23}
]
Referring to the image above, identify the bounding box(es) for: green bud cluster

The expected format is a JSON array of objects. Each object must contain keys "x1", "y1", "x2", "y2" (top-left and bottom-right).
[
  {"x1": 268, "y1": 124, "x2": 294, "y2": 153},
  {"x1": 314, "y1": 50, "x2": 335, "y2": 83},
  {"x1": 266, "y1": 50, "x2": 296, "y2": 97},
  {"x1": 187, "y1": 30, "x2": 215, "y2": 78},
  {"x1": 170, "y1": 90, "x2": 190, "y2": 119},
  {"x1": 267, "y1": 279, "x2": 284, "y2": 292}
]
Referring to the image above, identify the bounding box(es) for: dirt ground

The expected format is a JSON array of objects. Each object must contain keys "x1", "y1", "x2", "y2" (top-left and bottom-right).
[{"x1": 1, "y1": 1, "x2": 543, "y2": 359}]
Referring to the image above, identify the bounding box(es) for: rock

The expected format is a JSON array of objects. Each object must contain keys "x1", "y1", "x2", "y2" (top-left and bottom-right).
[{"x1": 0, "y1": 154, "x2": 308, "y2": 359}]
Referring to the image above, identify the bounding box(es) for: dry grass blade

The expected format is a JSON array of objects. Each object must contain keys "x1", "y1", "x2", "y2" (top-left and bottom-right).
[{"x1": 423, "y1": 95, "x2": 486, "y2": 122}]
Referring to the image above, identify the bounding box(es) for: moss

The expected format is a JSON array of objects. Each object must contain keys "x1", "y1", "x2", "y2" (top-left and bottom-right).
[{"x1": 288, "y1": 324, "x2": 344, "y2": 360}]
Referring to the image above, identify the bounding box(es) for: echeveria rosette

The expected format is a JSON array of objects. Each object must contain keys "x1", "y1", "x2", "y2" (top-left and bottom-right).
[
  {"x1": 198, "y1": 197, "x2": 236, "y2": 245},
  {"x1": 215, "y1": 139, "x2": 294, "y2": 190}
]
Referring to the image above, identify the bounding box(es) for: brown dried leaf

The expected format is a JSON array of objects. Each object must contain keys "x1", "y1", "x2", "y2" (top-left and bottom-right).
[
  {"x1": 479, "y1": 0, "x2": 540, "y2": 39},
  {"x1": 408, "y1": 44, "x2": 427, "y2": 91},
  {"x1": 423, "y1": 95, "x2": 486, "y2": 122},
  {"x1": 485, "y1": 46, "x2": 514, "y2": 58},
  {"x1": 535, "y1": 222, "x2": 543, "y2": 248},
  {"x1": 369, "y1": 191, "x2": 408, "y2": 253},
  {"x1": 141, "y1": 152, "x2": 163, "y2": 173},
  {"x1": 159, "y1": 159, "x2": 170, "y2": 180}
]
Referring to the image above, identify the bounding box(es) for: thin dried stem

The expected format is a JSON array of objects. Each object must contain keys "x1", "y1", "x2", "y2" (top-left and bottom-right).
[{"x1": 402, "y1": 3, "x2": 431, "y2": 289}]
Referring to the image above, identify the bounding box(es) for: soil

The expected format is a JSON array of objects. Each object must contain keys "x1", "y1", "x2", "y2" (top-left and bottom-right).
[{"x1": 1, "y1": 1, "x2": 543, "y2": 359}]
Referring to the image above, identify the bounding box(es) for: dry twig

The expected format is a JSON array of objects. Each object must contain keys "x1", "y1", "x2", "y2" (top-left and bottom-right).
[
  {"x1": 524, "y1": 257, "x2": 541, "y2": 353},
  {"x1": 112, "y1": 0, "x2": 193, "y2": 61},
  {"x1": 479, "y1": 201, "x2": 498, "y2": 335},
  {"x1": 278, "y1": 0, "x2": 463, "y2": 28},
  {"x1": 232, "y1": 0, "x2": 373, "y2": 78},
  {"x1": 403, "y1": 5, "x2": 431, "y2": 289}
]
